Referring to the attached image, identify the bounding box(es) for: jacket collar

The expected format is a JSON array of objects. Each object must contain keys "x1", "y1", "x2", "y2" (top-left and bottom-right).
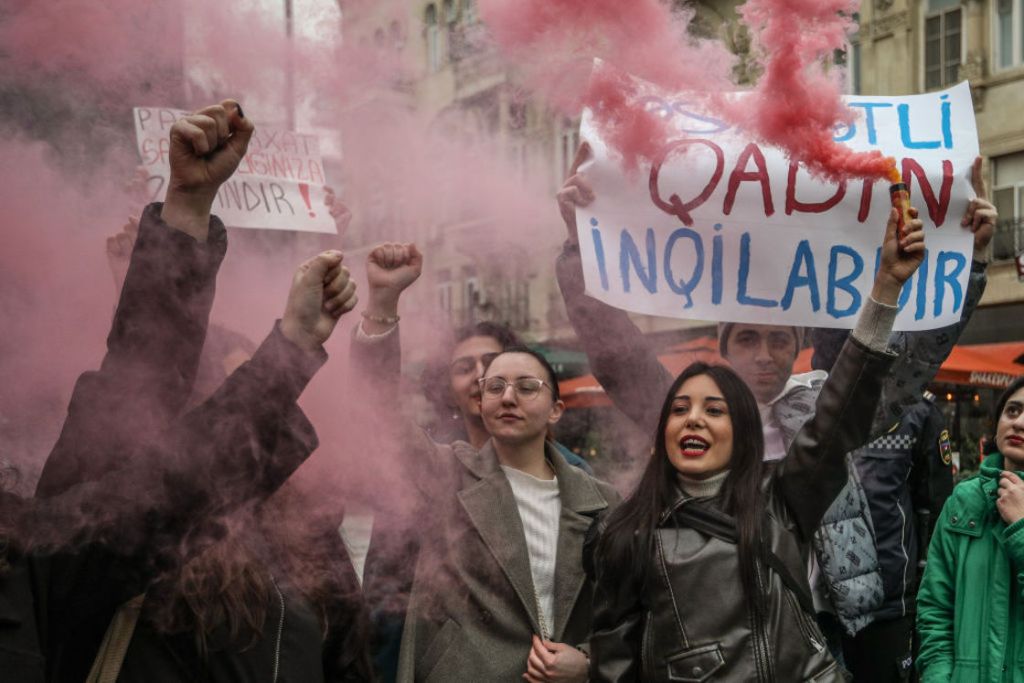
[
  {"x1": 764, "y1": 370, "x2": 828, "y2": 408},
  {"x1": 659, "y1": 485, "x2": 696, "y2": 525},
  {"x1": 978, "y1": 451, "x2": 1024, "y2": 501},
  {"x1": 453, "y1": 440, "x2": 610, "y2": 640}
]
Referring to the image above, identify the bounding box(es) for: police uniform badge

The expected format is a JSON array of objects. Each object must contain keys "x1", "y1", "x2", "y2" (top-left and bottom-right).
[{"x1": 939, "y1": 429, "x2": 952, "y2": 466}]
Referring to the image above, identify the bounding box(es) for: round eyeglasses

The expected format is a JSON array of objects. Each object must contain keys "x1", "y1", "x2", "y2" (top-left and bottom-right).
[{"x1": 478, "y1": 376, "x2": 552, "y2": 401}]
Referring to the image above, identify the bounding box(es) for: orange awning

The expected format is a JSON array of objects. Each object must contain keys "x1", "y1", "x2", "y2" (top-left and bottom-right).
[
  {"x1": 792, "y1": 341, "x2": 1024, "y2": 390},
  {"x1": 561, "y1": 339, "x2": 1024, "y2": 409}
]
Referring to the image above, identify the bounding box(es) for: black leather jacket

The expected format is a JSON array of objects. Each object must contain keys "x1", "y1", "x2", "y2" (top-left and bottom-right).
[{"x1": 591, "y1": 337, "x2": 895, "y2": 682}]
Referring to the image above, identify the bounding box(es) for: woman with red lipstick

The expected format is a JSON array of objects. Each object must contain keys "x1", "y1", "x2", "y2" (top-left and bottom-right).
[
  {"x1": 589, "y1": 206, "x2": 925, "y2": 682},
  {"x1": 916, "y1": 375, "x2": 1024, "y2": 682}
]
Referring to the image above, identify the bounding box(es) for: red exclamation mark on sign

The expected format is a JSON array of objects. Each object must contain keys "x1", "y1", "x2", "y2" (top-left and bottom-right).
[{"x1": 298, "y1": 183, "x2": 316, "y2": 217}]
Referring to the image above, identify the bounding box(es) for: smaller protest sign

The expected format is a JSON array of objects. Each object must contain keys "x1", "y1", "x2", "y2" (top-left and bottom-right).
[{"x1": 133, "y1": 107, "x2": 336, "y2": 233}]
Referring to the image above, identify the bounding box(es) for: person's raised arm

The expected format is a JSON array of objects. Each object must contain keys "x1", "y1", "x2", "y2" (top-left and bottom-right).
[
  {"x1": 21, "y1": 249, "x2": 356, "y2": 556},
  {"x1": 555, "y1": 144, "x2": 671, "y2": 433},
  {"x1": 779, "y1": 205, "x2": 925, "y2": 540},
  {"x1": 346, "y1": 243, "x2": 456, "y2": 505},
  {"x1": 37, "y1": 101, "x2": 255, "y2": 497},
  {"x1": 874, "y1": 156, "x2": 996, "y2": 428},
  {"x1": 24, "y1": 249, "x2": 357, "y2": 674},
  {"x1": 350, "y1": 242, "x2": 423, "y2": 395}
]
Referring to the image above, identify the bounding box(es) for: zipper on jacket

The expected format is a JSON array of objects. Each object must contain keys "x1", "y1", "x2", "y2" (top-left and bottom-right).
[
  {"x1": 641, "y1": 611, "x2": 654, "y2": 676},
  {"x1": 785, "y1": 587, "x2": 825, "y2": 653},
  {"x1": 271, "y1": 575, "x2": 285, "y2": 683},
  {"x1": 751, "y1": 562, "x2": 776, "y2": 683},
  {"x1": 896, "y1": 496, "x2": 910, "y2": 616}
]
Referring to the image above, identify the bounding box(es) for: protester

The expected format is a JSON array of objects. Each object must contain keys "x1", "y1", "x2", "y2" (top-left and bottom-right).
[
  {"x1": 916, "y1": 374, "x2": 1024, "y2": 682},
  {"x1": 815, "y1": 326, "x2": 958, "y2": 680},
  {"x1": 556, "y1": 144, "x2": 994, "y2": 679},
  {"x1": 350, "y1": 247, "x2": 619, "y2": 682},
  {"x1": 589, "y1": 200, "x2": 925, "y2": 681},
  {"x1": 2, "y1": 98, "x2": 370, "y2": 679},
  {"x1": 353, "y1": 243, "x2": 591, "y2": 681},
  {"x1": 111, "y1": 244, "x2": 371, "y2": 682},
  {"x1": 27, "y1": 98, "x2": 368, "y2": 679},
  {"x1": 104, "y1": 108, "x2": 370, "y2": 683}
]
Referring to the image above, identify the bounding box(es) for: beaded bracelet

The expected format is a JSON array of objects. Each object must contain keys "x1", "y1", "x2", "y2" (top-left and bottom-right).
[{"x1": 360, "y1": 310, "x2": 400, "y2": 325}]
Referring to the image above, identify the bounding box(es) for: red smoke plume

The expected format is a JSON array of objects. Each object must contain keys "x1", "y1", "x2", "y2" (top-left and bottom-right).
[
  {"x1": 726, "y1": 0, "x2": 897, "y2": 181},
  {"x1": 479, "y1": 0, "x2": 899, "y2": 180}
]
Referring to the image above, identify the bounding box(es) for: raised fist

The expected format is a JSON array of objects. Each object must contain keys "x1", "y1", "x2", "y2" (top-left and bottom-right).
[
  {"x1": 281, "y1": 251, "x2": 358, "y2": 352},
  {"x1": 162, "y1": 100, "x2": 254, "y2": 241},
  {"x1": 167, "y1": 100, "x2": 253, "y2": 198},
  {"x1": 367, "y1": 242, "x2": 423, "y2": 297}
]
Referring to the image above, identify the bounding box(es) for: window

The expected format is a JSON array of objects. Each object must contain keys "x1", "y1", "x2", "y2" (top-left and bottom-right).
[
  {"x1": 995, "y1": 0, "x2": 1024, "y2": 69},
  {"x1": 425, "y1": 4, "x2": 441, "y2": 72},
  {"x1": 509, "y1": 101, "x2": 527, "y2": 130},
  {"x1": 438, "y1": 269, "x2": 454, "y2": 316},
  {"x1": 836, "y1": 12, "x2": 861, "y2": 95},
  {"x1": 443, "y1": 0, "x2": 456, "y2": 24},
  {"x1": 924, "y1": 1, "x2": 962, "y2": 89},
  {"x1": 993, "y1": 152, "x2": 1024, "y2": 261},
  {"x1": 464, "y1": 276, "x2": 484, "y2": 320},
  {"x1": 508, "y1": 280, "x2": 531, "y2": 330},
  {"x1": 464, "y1": 0, "x2": 478, "y2": 24},
  {"x1": 850, "y1": 41, "x2": 862, "y2": 94}
]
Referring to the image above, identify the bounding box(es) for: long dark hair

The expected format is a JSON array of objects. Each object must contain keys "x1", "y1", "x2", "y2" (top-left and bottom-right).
[{"x1": 596, "y1": 362, "x2": 767, "y2": 611}]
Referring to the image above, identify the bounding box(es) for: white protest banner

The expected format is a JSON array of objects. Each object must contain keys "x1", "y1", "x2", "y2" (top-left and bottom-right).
[
  {"x1": 133, "y1": 107, "x2": 336, "y2": 233},
  {"x1": 577, "y1": 81, "x2": 979, "y2": 331}
]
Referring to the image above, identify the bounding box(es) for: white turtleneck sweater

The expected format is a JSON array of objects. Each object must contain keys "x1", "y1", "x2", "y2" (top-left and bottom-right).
[
  {"x1": 677, "y1": 469, "x2": 730, "y2": 498},
  {"x1": 501, "y1": 465, "x2": 562, "y2": 638}
]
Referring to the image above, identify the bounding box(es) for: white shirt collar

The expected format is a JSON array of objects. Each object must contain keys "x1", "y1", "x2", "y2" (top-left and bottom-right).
[{"x1": 763, "y1": 370, "x2": 829, "y2": 408}]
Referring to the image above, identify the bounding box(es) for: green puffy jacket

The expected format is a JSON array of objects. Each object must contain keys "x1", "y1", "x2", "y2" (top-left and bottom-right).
[{"x1": 917, "y1": 452, "x2": 1024, "y2": 682}]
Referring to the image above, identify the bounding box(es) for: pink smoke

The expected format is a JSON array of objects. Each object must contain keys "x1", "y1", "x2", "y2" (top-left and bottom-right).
[
  {"x1": 478, "y1": 0, "x2": 735, "y2": 171},
  {"x1": 0, "y1": 0, "x2": 565, "y2": 514},
  {"x1": 725, "y1": 0, "x2": 896, "y2": 181},
  {"x1": 479, "y1": 0, "x2": 898, "y2": 180}
]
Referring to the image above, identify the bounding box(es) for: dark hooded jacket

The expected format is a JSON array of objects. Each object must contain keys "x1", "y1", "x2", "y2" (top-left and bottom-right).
[{"x1": 0, "y1": 204, "x2": 324, "y2": 682}]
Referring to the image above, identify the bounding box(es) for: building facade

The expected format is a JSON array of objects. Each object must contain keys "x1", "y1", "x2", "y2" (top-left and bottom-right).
[{"x1": 854, "y1": 0, "x2": 1024, "y2": 342}]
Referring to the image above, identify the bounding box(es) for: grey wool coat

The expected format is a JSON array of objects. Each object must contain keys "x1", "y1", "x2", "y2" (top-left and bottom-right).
[
  {"x1": 348, "y1": 319, "x2": 619, "y2": 681},
  {"x1": 395, "y1": 438, "x2": 620, "y2": 683}
]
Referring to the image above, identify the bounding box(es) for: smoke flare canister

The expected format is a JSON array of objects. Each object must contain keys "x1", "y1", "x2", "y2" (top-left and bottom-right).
[{"x1": 889, "y1": 182, "x2": 912, "y2": 245}]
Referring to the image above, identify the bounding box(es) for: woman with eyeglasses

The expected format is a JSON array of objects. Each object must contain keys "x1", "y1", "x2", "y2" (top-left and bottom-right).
[
  {"x1": 350, "y1": 256, "x2": 620, "y2": 682},
  {"x1": 350, "y1": 243, "x2": 594, "y2": 682}
]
